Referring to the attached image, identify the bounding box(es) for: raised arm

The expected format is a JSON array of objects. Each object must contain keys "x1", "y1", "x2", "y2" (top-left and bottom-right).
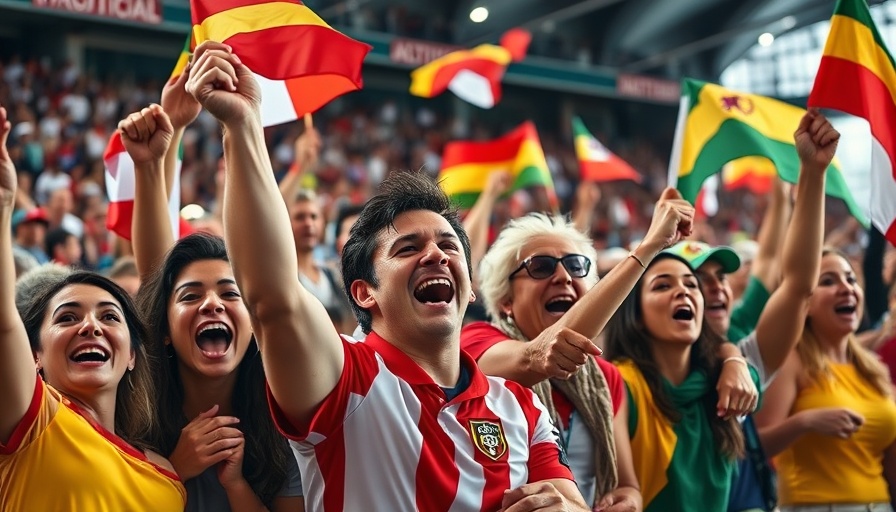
[
  {"x1": 186, "y1": 42, "x2": 343, "y2": 427},
  {"x1": 0, "y1": 104, "x2": 38, "y2": 442},
  {"x1": 120, "y1": 104, "x2": 175, "y2": 280},
  {"x1": 463, "y1": 171, "x2": 510, "y2": 280},
  {"x1": 751, "y1": 176, "x2": 790, "y2": 292},
  {"x1": 571, "y1": 181, "x2": 600, "y2": 235},
  {"x1": 478, "y1": 188, "x2": 694, "y2": 386},
  {"x1": 160, "y1": 68, "x2": 201, "y2": 202},
  {"x1": 279, "y1": 114, "x2": 320, "y2": 204},
  {"x1": 753, "y1": 110, "x2": 834, "y2": 375}
]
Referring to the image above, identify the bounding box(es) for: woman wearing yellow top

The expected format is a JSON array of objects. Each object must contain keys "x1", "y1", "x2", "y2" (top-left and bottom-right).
[
  {"x1": 756, "y1": 246, "x2": 896, "y2": 512},
  {"x1": 0, "y1": 104, "x2": 186, "y2": 510}
]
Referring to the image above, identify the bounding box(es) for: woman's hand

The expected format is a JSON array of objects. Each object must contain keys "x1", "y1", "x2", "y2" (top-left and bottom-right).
[
  {"x1": 118, "y1": 104, "x2": 173, "y2": 167},
  {"x1": 716, "y1": 358, "x2": 758, "y2": 418},
  {"x1": 0, "y1": 105, "x2": 16, "y2": 207},
  {"x1": 799, "y1": 407, "x2": 864, "y2": 439},
  {"x1": 168, "y1": 404, "x2": 243, "y2": 480}
]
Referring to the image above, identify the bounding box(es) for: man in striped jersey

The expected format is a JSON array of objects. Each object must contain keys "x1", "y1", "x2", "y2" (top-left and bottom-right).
[{"x1": 187, "y1": 41, "x2": 588, "y2": 511}]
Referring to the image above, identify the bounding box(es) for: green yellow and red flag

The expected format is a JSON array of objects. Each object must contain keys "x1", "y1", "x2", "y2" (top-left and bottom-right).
[
  {"x1": 668, "y1": 78, "x2": 868, "y2": 225},
  {"x1": 438, "y1": 121, "x2": 553, "y2": 208},
  {"x1": 572, "y1": 116, "x2": 641, "y2": 183},
  {"x1": 809, "y1": 0, "x2": 896, "y2": 245}
]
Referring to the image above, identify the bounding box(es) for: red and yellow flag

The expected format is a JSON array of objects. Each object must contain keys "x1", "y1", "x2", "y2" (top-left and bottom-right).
[
  {"x1": 809, "y1": 0, "x2": 896, "y2": 245},
  {"x1": 190, "y1": 0, "x2": 371, "y2": 119},
  {"x1": 411, "y1": 29, "x2": 530, "y2": 109},
  {"x1": 722, "y1": 156, "x2": 776, "y2": 194},
  {"x1": 438, "y1": 121, "x2": 553, "y2": 208}
]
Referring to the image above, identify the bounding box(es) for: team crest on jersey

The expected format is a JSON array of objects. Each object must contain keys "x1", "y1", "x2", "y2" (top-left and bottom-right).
[{"x1": 469, "y1": 420, "x2": 507, "y2": 461}]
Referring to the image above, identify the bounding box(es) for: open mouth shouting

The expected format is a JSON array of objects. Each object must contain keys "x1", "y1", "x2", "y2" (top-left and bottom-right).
[
  {"x1": 672, "y1": 304, "x2": 696, "y2": 322},
  {"x1": 69, "y1": 344, "x2": 111, "y2": 366},
  {"x1": 545, "y1": 294, "x2": 576, "y2": 315},
  {"x1": 195, "y1": 322, "x2": 233, "y2": 359},
  {"x1": 834, "y1": 301, "x2": 858, "y2": 318},
  {"x1": 413, "y1": 277, "x2": 455, "y2": 305}
]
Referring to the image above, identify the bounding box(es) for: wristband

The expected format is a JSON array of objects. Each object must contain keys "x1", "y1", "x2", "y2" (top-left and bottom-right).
[
  {"x1": 628, "y1": 252, "x2": 646, "y2": 268},
  {"x1": 722, "y1": 356, "x2": 747, "y2": 366}
]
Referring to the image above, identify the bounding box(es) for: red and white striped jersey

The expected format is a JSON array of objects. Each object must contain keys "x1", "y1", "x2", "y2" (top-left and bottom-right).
[{"x1": 270, "y1": 331, "x2": 573, "y2": 511}]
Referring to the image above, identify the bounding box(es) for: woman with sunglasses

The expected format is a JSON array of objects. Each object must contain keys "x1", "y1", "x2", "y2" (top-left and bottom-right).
[{"x1": 462, "y1": 188, "x2": 756, "y2": 510}]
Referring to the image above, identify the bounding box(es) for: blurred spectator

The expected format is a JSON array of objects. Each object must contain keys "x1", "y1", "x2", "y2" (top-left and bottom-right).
[
  {"x1": 107, "y1": 256, "x2": 140, "y2": 297},
  {"x1": 12, "y1": 206, "x2": 49, "y2": 264},
  {"x1": 45, "y1": 227, "x2": 82, "y2": 267}
]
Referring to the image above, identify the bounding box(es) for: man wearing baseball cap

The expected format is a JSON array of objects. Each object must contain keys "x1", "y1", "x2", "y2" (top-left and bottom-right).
[
  {"x1": 665, "y1": 240, "x2": 769, "y2": 344},
  {"x1": 12, "y1": 207, "x2": 49, "y2": 264}
]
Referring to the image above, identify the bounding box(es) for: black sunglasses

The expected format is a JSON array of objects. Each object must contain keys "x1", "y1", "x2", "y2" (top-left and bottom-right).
[{"x1": 509, "y1": 254, "x2": 591, "y2": 280}]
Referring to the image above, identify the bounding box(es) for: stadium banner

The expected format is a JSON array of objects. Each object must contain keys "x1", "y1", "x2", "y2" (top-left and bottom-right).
[
  {"x1": 32, "y1": 0, "x2": 161, "y2": 24},
  {"x1": 390, "y1": 38, "x2": 461, "y2": 66}
]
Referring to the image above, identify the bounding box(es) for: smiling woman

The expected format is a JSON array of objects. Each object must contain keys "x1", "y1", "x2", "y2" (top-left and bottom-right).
[
  {"x1": 136, "y1": 233, "x2": 303, "y2": 512},
  {"x1": 0, "y1": 102, "x2": 185, "y2": 510},
  {"x1": 2, "y1": 273, "x2": 187, "y2": 510},
  {"x1": 117, "y1": 100, "x2": 304, "y2": 511}
]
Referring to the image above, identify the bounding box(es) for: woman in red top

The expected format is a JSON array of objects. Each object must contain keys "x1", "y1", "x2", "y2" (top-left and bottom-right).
[{"x1": 461, "y1": 189, "x2": 758, "y2": 511}]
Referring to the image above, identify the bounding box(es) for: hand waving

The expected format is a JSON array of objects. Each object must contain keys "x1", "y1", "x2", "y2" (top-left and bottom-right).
[
  {"x1": 185, "y1": 42, "x2": 260, "y2": 126},
  {"x1": 794, "y1": 109, "x2": 839, "y2": 172},
  {"x1": 118, "y1": 104, "x2": 174, "y2": 167},
  {"x1": 0, "y1": 105, "x2": 15, "y2": 206}
]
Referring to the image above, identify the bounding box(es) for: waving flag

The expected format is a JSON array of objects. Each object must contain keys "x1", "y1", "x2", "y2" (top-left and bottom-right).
[
  {"x1": 722, "y1": 156, "x2": 776, "y2": 194},
  {"x1": 668, "y1": 78, "x2": 868, "y2": 225},
  {"x1": 104, "y1": 132, "x2": 188, "y2": 241},
  {"x1": 190, "y1": 0, "x2": 371, "y2": 125},
  {"x1": 438, "y1": 121, "x2": 553, "y2": 208},
  {"x1": 170, "y1": 35, "x2": 192, "y2": 81},
  {"x1": 809, "y1": 0, "x2": 896, "y2": 245},
  {"x1": 410, "y1": 29, "x2": 530, "y2": 109},
  {"x1": 572, "y1": 116, "x2": 641, "y2": 183}
]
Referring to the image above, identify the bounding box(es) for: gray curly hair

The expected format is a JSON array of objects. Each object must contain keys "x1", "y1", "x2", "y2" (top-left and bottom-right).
[{"x1": 479, "y1": 212, "x2": 598, "y2": 328}]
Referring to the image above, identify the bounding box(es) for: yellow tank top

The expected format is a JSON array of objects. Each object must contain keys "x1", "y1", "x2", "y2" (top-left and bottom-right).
[
  {"x1": 0, "y1": 378, "x2": 186, "y2": 511},
  {"x1": 776, "y1": 362, "x2": 896, "y2": 505}
]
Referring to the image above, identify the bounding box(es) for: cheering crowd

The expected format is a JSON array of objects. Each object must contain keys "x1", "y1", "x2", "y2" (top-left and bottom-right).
[{"x1": 1, "y1": 38, "x2": 896, "y2": 512}]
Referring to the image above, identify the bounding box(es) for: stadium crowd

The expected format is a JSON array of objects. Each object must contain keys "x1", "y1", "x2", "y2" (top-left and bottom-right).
[{"x1": 0, "y1": 40, "x2": 895, "y2": 512}]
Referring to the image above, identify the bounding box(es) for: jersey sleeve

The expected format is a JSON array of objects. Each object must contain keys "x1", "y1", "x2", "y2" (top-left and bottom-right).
[
  {"x1": 268, "y1": 337, "x2": 379, "y2": 443},
  {"x1": 461, "y1": 322, "x2": 512, "y2": 360},
  {"x1": 595, "y1": 357, "x2": 624, "y2": 415},
  {"x1": 0, "y1": 376, "x2": 54, "y2": 457}
]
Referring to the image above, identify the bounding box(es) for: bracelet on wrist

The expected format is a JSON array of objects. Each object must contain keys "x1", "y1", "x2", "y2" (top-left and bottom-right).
[
  {"x1": 722, "y1": 356, "x2": 747, "y2": 366},
  {"x1": 628, "y1": 252, "x2": 646, "y2": 268}
]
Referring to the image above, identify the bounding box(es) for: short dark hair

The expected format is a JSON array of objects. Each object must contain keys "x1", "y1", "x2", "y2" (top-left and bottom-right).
[
  {"x1": 333, "y1": 204, "x2": 364, "y2": 252},
  {"x1": 341, "y1": 171, "x2": 472, "y2": 334},
  {"x1": 44, "y1": 227, "x2": 75, "y2": 258}
]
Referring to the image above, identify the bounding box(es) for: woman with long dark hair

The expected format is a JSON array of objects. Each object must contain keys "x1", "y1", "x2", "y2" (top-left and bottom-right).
[
  {"x1": 120, "y1": 102, "x2": 303, "y2": 510},
  {"x1": 603, "y1": 252, "x2": 752, "y2": 512}
]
